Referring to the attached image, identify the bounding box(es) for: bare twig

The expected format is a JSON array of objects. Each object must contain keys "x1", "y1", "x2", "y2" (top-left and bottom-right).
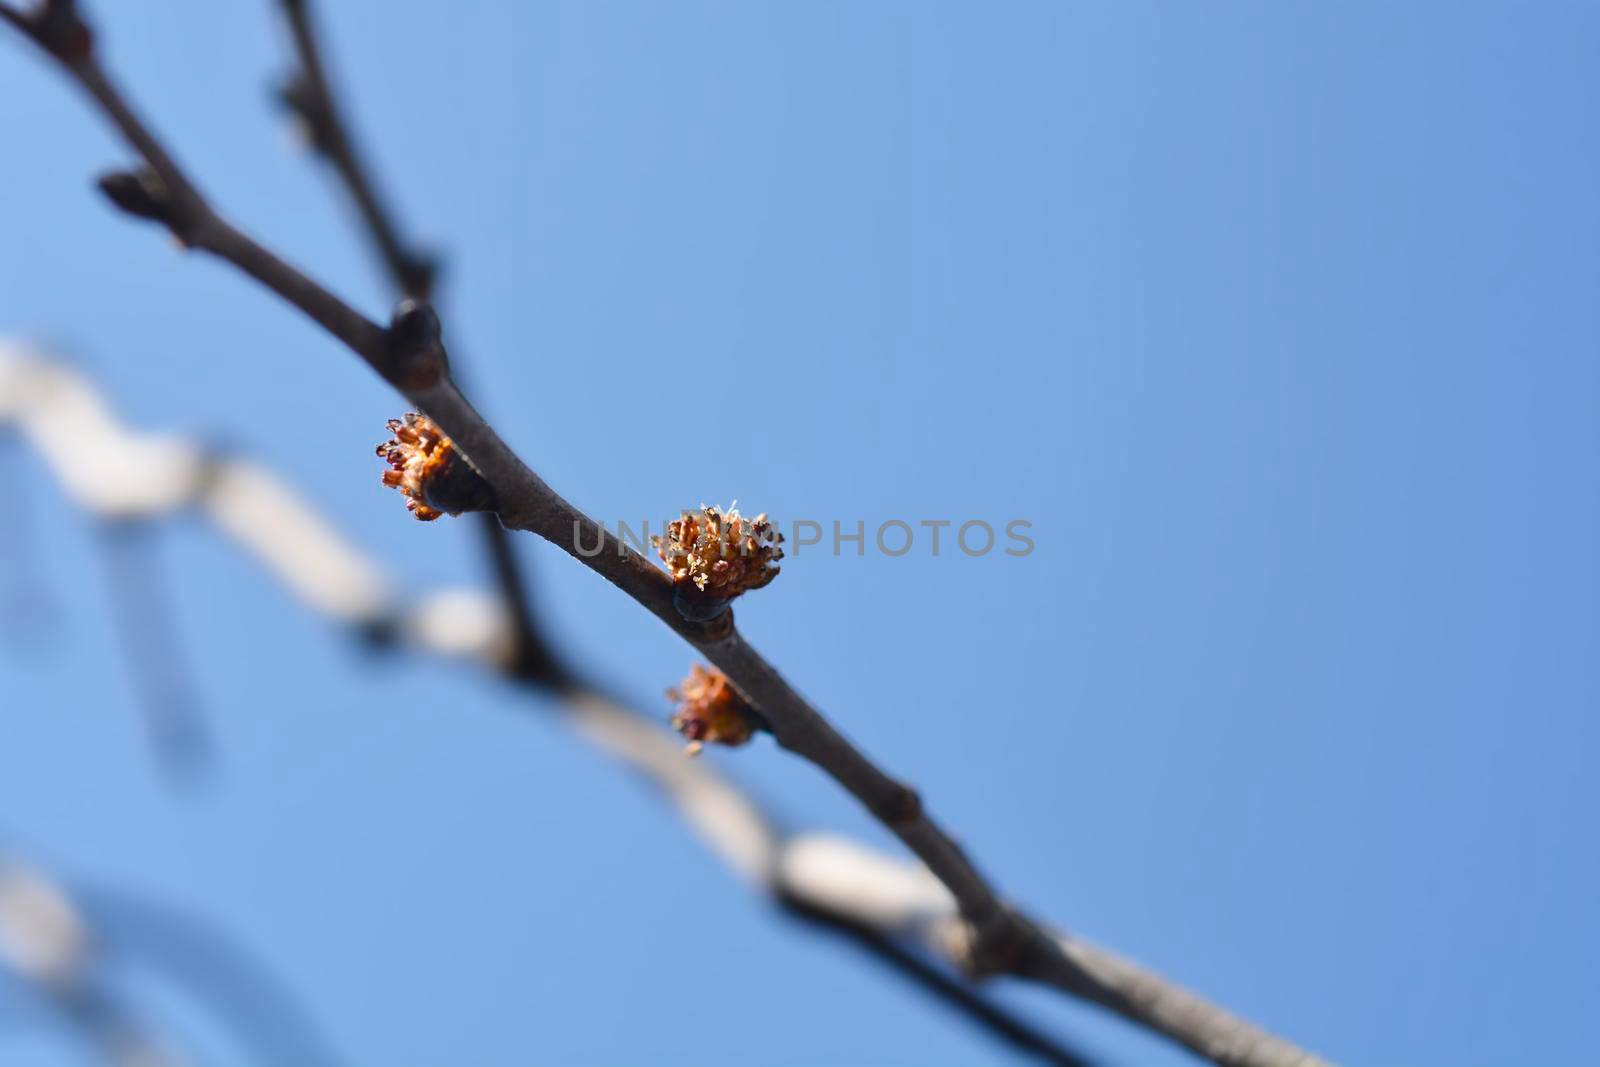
[
  {"x1": 1, "y1": 849, "x2": 346, "y2": 1066},
  {"x1": 0, "y1": 6, "x2": 1332, "y2": 1062},
  {"x1": 94, "y1": 520, "x2": 211, "y2": 778},
  {"x1": 270, "y1": 0, "x2": 558, "y2": 685},
  {"x1": 0, "y1": 855, "x2": 184, "y2": 1067},
  {"x1": 273, "y1": 0, "x2": 435, "y2": 301}
]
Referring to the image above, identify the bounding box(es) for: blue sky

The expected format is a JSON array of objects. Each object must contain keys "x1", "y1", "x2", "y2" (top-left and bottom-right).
[{"x1": 2, "y1": 2, "x2": 1597, "y2": 1064}]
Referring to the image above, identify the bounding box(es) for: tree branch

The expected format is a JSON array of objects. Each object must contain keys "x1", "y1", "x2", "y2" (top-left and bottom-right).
[
  {"x1": 93, "y1": 520, "x2": 211, "y2": 779},
  {"x1": 273, "y1": 0, "x2": 435, "y2": 301},
  {"x1": 0, "y1": 854, "x2": 184, "y2": 1067},
  {"x1": 269, "y1": 0, "x2": 560, "y2": 685},
  {"x1": 2, "y1": 848, "x2": 347, "y2": 1066},
  {"x1": 1, "y1": 342, "x2": 1094, "y2": 1067},
  {"x1": 0, "y1": 6, "x2": 1333, "y2": 1062}
]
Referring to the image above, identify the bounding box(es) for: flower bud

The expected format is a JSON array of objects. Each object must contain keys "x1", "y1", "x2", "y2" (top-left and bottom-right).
[
  {"x1": 375, "y1": 412, "x2": 494, "y2": 520},
  {"x1": 667, "y1": 664, "x2": 756, "y2": 755},
  {"x1": 651, "y1": 505, "x2": 782, "y2": 620}
]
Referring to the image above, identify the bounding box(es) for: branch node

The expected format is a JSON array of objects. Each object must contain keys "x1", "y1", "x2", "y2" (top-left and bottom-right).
[
  {"x1": 95, "y1": 166, "x2": 211, "y2": 247},
  {"x1": 9, "y1": 0, "x2": 92, "y2": 62},
  {"x1": 383, "y1": 298, "x2": 449, "y2": 392},
  {"x1": 95, "y1": 166, "x2": 171, "y2": 226},
  {"x1": 694, "y1": 602, "x2": 737, "y2": 643},
  {"x1": 395, "y1": 252, "x2": 440, "y2": 302},
  {"x1": 671, "y1": 583, "x2": 731, "y2": 624},
  {"x1": 953, "y1": 911, "x2": 1029, "y2": 981},
  {"x1": 274, "y1": 72, "x2": 337, "y2": 155},
  {"x1": 869, "y1": 781, "x2": 924, "y2": 826}
]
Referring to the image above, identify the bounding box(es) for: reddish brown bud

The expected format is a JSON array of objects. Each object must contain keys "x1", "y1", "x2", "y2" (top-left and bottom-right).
[
  {"x1": 375, "y1": 412, "x2": 495, "y2": 521},
  {"x1": 651, "y1": 505, "x2": 783, "y2": 620},
  {"x1": 667, "y1": 665, "x2": 756, "y2": 755}
]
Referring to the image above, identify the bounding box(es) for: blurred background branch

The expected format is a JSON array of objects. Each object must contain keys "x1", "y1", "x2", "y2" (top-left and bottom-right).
[
  {"x1": 272, "y1": 0, "x2": 567, "y2": 692},
  {"x1": 1, "y1": 848, "x2": 344, "y2": 1066},
  {"x1": 0, "y1": 854, "x2": 179, "y2": 1067}
]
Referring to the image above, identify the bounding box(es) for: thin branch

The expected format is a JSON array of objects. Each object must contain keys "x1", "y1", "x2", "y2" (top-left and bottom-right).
[
  {"x1": 94, "y1": 520, "x2": 211, "y2": 779},
  {"x1": 270, "y1": 0, "x2": 557, "y2": 684},
  {"x1": 0, "y1": 4, "x2": 28, "y2": 37},
  {"x1": 0, "y1": 8, "x2": 1332, "y2": 1063},
  {"x1": 262, "y1": 0, "x2": 1025, "y2": 961},
  {"x1": 274, "y1": 0, "x2": 435, "y2": 301},
  {"x1": 0, "y1": 855, "x2": 185, "y2": 1067},
  {"x1": 0, "y1": 2, "x2": 386, "y2": 364},
  {"x1": 0, "y1": 439, "x2": 62, "y2": 650},
  {"x1": 1, "y1": 849, "x2": 345, "y2": 1066},
  {"x1": 75, "y1": 881, "x2": 346, "y2": 1067},
  {"x1": 6, "y1": 0, "x2": 1013, "y2": 943},
  {"x1": 781, "y1": 894, "x2": 1097, "y2": 1067},
  {"x1": 0, "y1": 343, "x2": 1093, "y2": 1067}
]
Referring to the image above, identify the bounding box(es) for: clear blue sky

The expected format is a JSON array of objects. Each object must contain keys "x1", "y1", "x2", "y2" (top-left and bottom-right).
[{"x1": 2, "y1": 3, "x2": 1597, "y2": 1065}]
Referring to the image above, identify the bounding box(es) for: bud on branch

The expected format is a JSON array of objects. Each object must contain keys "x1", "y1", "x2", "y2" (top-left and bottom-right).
[
  {"x1": 667, "y1": 664, "x2": 757, "y2": 754},
  {"x1": 652, "y1": 505, "x2": 783, "y2": 623},
  {"x1": 376, "y1": 412, "x2": 495, "y2": 521}
]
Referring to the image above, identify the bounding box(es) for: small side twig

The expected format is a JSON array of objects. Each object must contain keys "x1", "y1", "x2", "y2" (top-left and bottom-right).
[
  {"x1": 2, "y1": 850, "x2": 347, "y2": 1066},
  {"x1": 94, "y1": 520, "x2": 211, "y2": 779},
  {"x1": 0, "y1": 856, "x2": 183, "y2": 1067},
  {"x1": 274, "y1": 0, "x2": 435, "y2": 300}
]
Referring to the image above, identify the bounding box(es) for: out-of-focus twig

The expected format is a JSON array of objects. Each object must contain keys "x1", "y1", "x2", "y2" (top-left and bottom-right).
[
  {"x1": 271, "y1": 0, "x2": 562, "y2": 690},
  {"x1": 273, "y1": 0, "x2": 435, "y2": 303},
  {"x1": 74, "y1": 880, "x2": 345, "y2": 1067},
  {"x1": 0, "y1": 855, "x2": 182, "y2": 1067},
  {"x1": 0, "y1": 850, "x2": 345, "y2": 1066},
  {"x1": 94, "y1": 521, "x2": 211, "y2": 779},
  {"x1": 0, "y1": 440, "x2": 61, "y2": 652}
]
